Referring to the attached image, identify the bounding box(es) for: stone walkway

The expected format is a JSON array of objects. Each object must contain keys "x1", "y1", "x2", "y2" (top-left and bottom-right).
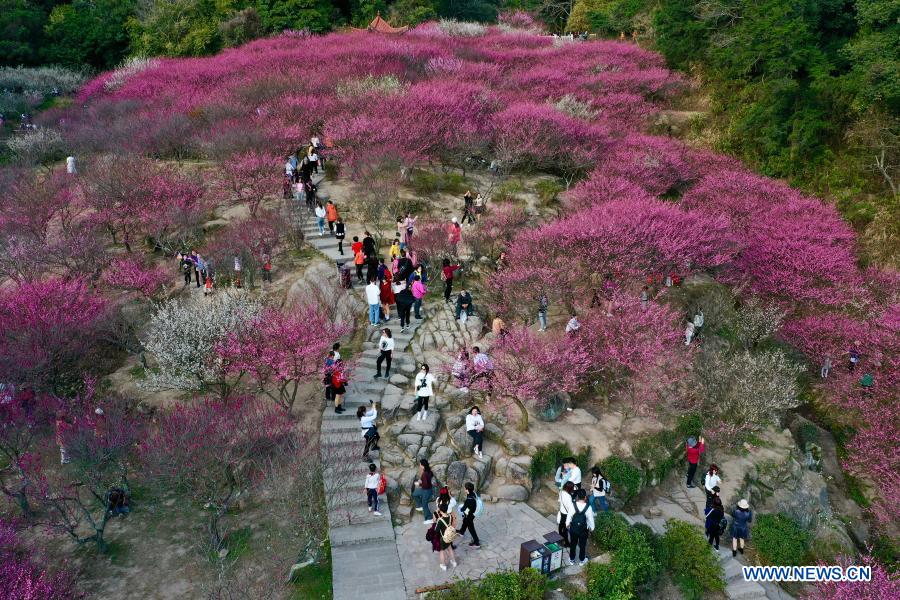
[
  {"x1": 395, "y1": 502, "x2": 558, "y2": 594},
  {"x1": 623, "y1": 481, "x2": 795, "y2": 600}
]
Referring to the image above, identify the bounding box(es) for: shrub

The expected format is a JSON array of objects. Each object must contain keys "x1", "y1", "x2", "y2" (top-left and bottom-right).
[
  {"x1": 0, "y1": 66, "x2": 86, "y2": 96},
  {"x1": 437, "y1": 19, "x2": 487, "y2": 37},
  {"x1": 611, "y1": 526, "x2": 661, "y2": 587},
  {"x1": 6, "y1": 128, "x2": 65, "y2": 165},
  {"x1": 591, "y1": 512, "x2": 632, "y2": 552},
  {"x1": 529, "y1": 442, "x2": 591, "y2": 481},
  {"x1": 632, "y1": 429, "x2": 679, "y2": 484},
  {"x1": 428, "y1": 568, "x2": 546, "y2": 599},
  {"x1": 553, "y1": 94, "x2": 598, "y2": 120},
  {"x1": 409, "y1": 169, "x2": 470, "y2": 196},
  {"x1": 753, "y1": 513, "x2": 811, "y2": 566},
  {"x1": 597, "y1": 456, "x2": 643, "y2": 505},
  {"x1": 660, "y1": 520, "x2": 724, "y2": 600},
  {"x1": 336, "y1": 75, "x2": 405, "y2": 98},
  {"x1": 492, "y1": 179, "x2": 526, "y2": 204},
  {"x1": 583, "y1": 562, "x2": 636, "y2": 600},
  {"x1": 674, "y1": 412, "x2": 704, "y2": 439},
  {"x1": 534, "y1": 178, "x2": 565, "y2": 206}
]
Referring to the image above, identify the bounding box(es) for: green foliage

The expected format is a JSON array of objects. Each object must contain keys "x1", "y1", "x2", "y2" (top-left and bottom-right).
[
  {"x1": 652, "y1": 0, "x2": 708, "y2": 70},
  {"x1": 612, "y1": 525, "x2": 661, "y2": 586},
  {"x1": 596, "y1": 456, "x2": 642, "y2": 504},
  {"x1": 44, "y1": 0, "x2": 136, "y2": 69},
  {"x1": 529, "y1": 441, "x2": 591, "y2": 481},
  {"x1": 660, "y1": 520, "x2": 724, "y2": 599},
  {"x1": 128, "y1": 0, "x2": 239, "y2": 57},
  {"x1": 591, "y1": 512, "x2": 632, "y2": 552},
  {"x1": 583, "y1": 562, "x2": 636, "y2": 600},
  {"x1": 632, "y1": 429, "x2": 679, "y2": 483},
  {"x1": 0, "y1": 0, "x2": 51, "y2": 66},
  {"x1": 492, "y1": 179, "x2": 526, "y2": 204},
  {"x1": 674, "y1": 412, "x2": 703, "y2": 439},
  {"x1": 289, "y1": 544, "x2": 332, "y2": 599},
  {"x1": 255, "y1": 0, "x2": 335, "y2": 33},
  {"x1": 428, "y1": 568, "x2": 546, "y2": 599},
  {"x1": 796, "y1": 421, "x2": 820, "y2": 450},
  {"x1": 219, "y1": 7, "x2": 263, "y2": 46},
  {"x1": 567, "y1": 0, "x2": 645, "y2": 35},
  {"x1": 389, "y1": 0, "x2": 438, "y2": 25},
  {"x1": 408, "y1": 169, "x2": 470, "y2": 196},
  {"x1": 753, "y1": 513, "x2": 812, "y2": 566},
  {"x1": 534, "y1": 178, "x2": 564, "y2": 207}
]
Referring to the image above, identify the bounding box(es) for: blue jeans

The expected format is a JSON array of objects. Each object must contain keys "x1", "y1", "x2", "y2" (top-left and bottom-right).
[
  {"x1": 412, "y1": 487, "x2": 433, "y2": 521},
  {"x1": 592, "y1": 495, "x2": 609, "y2": 513},
  {"x1": 317, "y1": 217, "x2": 325, "y2": 234},
  {"x1": 368, "y1": 304, "x2": 380, "y2": 325},
  {"x1": 414, "y1": 298, "x2": 422, "y2": 318},
  {"x1": 538, "y1": 311, "x2": 547, "y2": 329}
]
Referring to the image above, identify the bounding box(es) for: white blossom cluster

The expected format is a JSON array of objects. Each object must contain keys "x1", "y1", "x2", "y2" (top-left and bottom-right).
[
  {"x1": 104, "y1": 57, "x2": 160, "y2": 92},
  {"x1": 437, "y1": 19, "x2": 487, "y2": 37},
  {"x1": 141, "y1": 291, "x2": 262, "y2": 392},
  {"x1": 554, "y1": 94, "x2": 599, "y2": 120},
  {"x1": 736, "y1": 296, "x2": 786, "y2": 349}
]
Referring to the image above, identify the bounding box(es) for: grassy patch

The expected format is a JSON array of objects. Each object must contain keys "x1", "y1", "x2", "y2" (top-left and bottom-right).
[
  {"x1": 290, "y1": 545, "x2": 333, "y2": 599},
  {"x1": 409, "y1": 169, "x2": 471, "y2": 197},
  {"x1": 128, "y1": 364, "x2": 147, "y2": 380}
]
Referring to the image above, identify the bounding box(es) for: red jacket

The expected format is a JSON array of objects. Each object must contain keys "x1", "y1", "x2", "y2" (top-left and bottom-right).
[{"x1": 686, "y1": 441, "x2": 705, "y2": 464}]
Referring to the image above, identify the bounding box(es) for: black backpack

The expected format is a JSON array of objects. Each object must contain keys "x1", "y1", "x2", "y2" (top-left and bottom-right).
[{"x1": 569, "y1": 503, "x2": 589, "y2": 536}]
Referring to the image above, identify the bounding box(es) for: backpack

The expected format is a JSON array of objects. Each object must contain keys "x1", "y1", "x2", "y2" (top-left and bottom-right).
[
  {"x1": 569, "y1": 503, "x2": 590, "y2": 536},
  {"x1": 718, "y1": 516, "x2": 728, "y2": 535},
  {"x1": 473, "y1": 495, "x2": 484, "y2": 517},
  {"x1": 440, "y1": 516, "x2": 460, "y2": 544},
  {"x1": 603, "y1": 479, "x2": 611, "y2": 494},
  {"x1": 377, "y1": 473, "x2": 387, "y2": 495}
]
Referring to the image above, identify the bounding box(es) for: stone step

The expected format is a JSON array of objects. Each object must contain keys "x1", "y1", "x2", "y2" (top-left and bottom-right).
[
  {"x1": 725, "y1": 580, "x2": 767, "y2": 600},
  {"x1": 328, "y1": 517, "x2": 396, "y2": 547},
  {"x1": 329, "y1": 500, "x2": 388, "y2": 527},
  {"x1": 322, "y1": 419, "x2": 368, "y2": 433},
  {"x1": 723, "y1": 559, "x2": 744, "y2": 581}
]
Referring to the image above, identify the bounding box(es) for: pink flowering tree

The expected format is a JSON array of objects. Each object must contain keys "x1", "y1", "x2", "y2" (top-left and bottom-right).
[
  {"x1": 37, "y1": 396, "x2": 143, "y2": 553},
  {"x1": 0, "y1": 278, "x2": 109, "y2": 395},
  {"x1": 100, "y1": 256, "x2": 171, "y2": 298},
  {"x1": 216, "y1": 305, "x2": 349, "y2": 413},
  {"x1": 79, "y1": 155, "x2": 206, "y2": 253},
  {"x1": 139, "y1": 397, "x2": 300, "y2": 551},
  {"x1": 219, "y1": 151, "x2": 281, "y2": 218},
  {"x1": 806, "y1": 551, "x2": 899, "y2": 599},
  {"x1": 465, "y1": 327, "x2": 593, "y2": 430},
  {"x1": 0, "y1": 518, "x2": 79, "y2": 599},
  {"x1": 410, "y1": 220, "x2": 460, "y2": 266},
  {"x1": 0, "y1": 391, "x2": 57, "y2": 517},
  {"x1": 203, "y1": 210, "x2": 290, "y2": 288},
  {"x1": 466, "y1": 202, "x2": 531, "y2": 261}
]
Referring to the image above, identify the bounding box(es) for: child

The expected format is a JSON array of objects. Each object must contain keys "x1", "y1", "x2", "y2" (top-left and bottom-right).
[
  {"x1": 204, "y1": 273, "x2": 214, "y2": 296},
  {"x1": 365, "y1": 463, "x2": 382, "y2": 516}
]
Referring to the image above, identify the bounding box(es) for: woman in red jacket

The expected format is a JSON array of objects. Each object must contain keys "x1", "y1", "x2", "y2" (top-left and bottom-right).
[
  {"x1": 686, "y1": 435, "x2": 705, "y2": 488},
  {"x1": 331, "y1": 359, "x2": 348, "y2": 414}
]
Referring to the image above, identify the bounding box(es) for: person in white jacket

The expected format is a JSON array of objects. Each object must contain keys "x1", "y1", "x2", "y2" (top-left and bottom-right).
[
  {"x1": 413, "y1": 364, "x2": 436, "y2": 421},
  {"x1": 314, "y1": 202, "x2": 327, "y2": 236},
  {"x1": 704, "y1": 464, "x2": 721, "y2": 510},
  {"x1": 357, "y1": 400, "x2": 379, "y2": 460},
  {"x1": 557, "y1": 481, "x2": 576, "y2": 547},
  {"x1": 375, "y1": 328, "x2": 395, "y2": 378},
  {"x1": 566, "y1": 489, "x2": 595, "y2": 566},
  {"x1": 364, "y1": 463, "x2": 382, "y2": 516},
  {"x1": 465, "y1": 406, "x2": 485, "y2": 458}
]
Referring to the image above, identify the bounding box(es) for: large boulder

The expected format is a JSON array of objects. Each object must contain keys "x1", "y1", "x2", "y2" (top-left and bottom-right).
[
  {"x1": 536, "y1": 391, "x2": 570, "y2": 422},
  {"x1": 445, "y1": 461, "x2": 468, "y2": 494},
  {"x1": 430, "y1": 446, "x2": 458, "y2": 465},
  {"x1": 495, "y1": 484, "x2": 529, "y2": 502}
]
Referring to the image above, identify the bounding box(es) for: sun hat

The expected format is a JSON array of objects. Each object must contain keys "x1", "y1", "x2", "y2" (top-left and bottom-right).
[
  {"x1": 451, "y1": 217, "x2": 458, "y2": 223},
  {"x1": 738, "y1": 499, "x2": 750, "y2": 509},
  {"x1": 687, "y1": 436, "x2": 697, "y2": 448}
]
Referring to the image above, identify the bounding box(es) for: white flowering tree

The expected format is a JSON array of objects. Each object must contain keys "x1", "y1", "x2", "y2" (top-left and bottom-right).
[
  {"x1": 141, "y1": 291, "x2": 262, "y2": 398},
  {"x1": 735, "y1": 296, "x2": 786, "y2": 350},
  {"x1": 697, "y1": 349, "x2": 804, "y2": 440}
]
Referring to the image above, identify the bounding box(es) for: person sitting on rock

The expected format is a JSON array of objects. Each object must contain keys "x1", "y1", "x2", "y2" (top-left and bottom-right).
[{"x1": 455, "y1": 289, "x2": 474, "y2": 321}]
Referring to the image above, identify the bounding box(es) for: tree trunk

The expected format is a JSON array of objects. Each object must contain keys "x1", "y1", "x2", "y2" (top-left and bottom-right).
[{"x1": 513, "y1": 398, "x2": 529, "y2": 431}]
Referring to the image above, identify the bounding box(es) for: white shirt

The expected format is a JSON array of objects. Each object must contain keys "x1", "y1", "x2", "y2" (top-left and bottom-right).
[
  {"x1": 365, "y1": 472, "x2": 380, "y2": 489},
  {"x1": 566, "y1": 317, "x2": 581, "y2": 333},
  {"x1": 465, "y1": 413, "x2": 484, "y2": 432},
  {"x1": 567, "y1": 465, "x2": 582, "y2": 486},
  {"x1": 414, "y1": 372, "x2": 435, "y2": 397},
  {"x1": 558, "y1": 490, "x2": 575, "y2": 520},
  {"x1": 315, "y1": 206, "x2": 326, "y2": 218},
  {"x1": 365, "y1": 283, "x2": 381, "y2": 305},
  {"x1": 704, "y1": 472, "x2": 721, "y2": 493},
  {"x1": 591, "y1": 474, "x2": 607, "y2": 497},
  {"x1": 66, "y1": 156, "x2": 76, "y2": 173},
  {"x1": 379, "y1": 335, "x2": 395, "y2": 352},
  {"x1": 566, "y1": 500, "x2": 595, "y2": 530},
  {"x1": 360, "y1": 407, "x2": 377, "y2": 434},
  {"x1": 694, "y1": 312, "x2": 704, "y2": 327},
  {"x1": 285, "y1": 161, "x2": 294, "y2": 175},
  {"x1": 333, "y1": 351, "x2": 341, "y2": 361},
  {"x1": 473, "y1": 353, "x2": 493, "y2": 371}
]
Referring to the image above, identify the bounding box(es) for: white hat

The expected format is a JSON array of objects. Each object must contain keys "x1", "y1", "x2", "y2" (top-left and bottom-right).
[
  {"x1": 738, "y1": 499, "x2": 749, "y2": 509},
  {"x1": 94, "y1": 407, "x2": 104, "y2": 416},
  {"x1": 451, "y1": 217, "x2": 458, "y2": 223}
]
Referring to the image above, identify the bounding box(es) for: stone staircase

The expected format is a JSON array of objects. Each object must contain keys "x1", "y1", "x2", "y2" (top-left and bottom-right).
[{"x1": 300, "y1": 182, "x2": 409, "y2": 600}]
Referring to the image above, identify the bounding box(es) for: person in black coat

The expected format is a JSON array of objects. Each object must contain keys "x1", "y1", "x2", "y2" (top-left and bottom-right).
[
  {"x1": 456, "y1": 482, "x2": 480, "y2": 548},
  {"x1": 704, "y1": 490, "x2": 724, "y2": 550},
  {"x1": 394, "y1": 285, "x2": 415, "y2": 332}
]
